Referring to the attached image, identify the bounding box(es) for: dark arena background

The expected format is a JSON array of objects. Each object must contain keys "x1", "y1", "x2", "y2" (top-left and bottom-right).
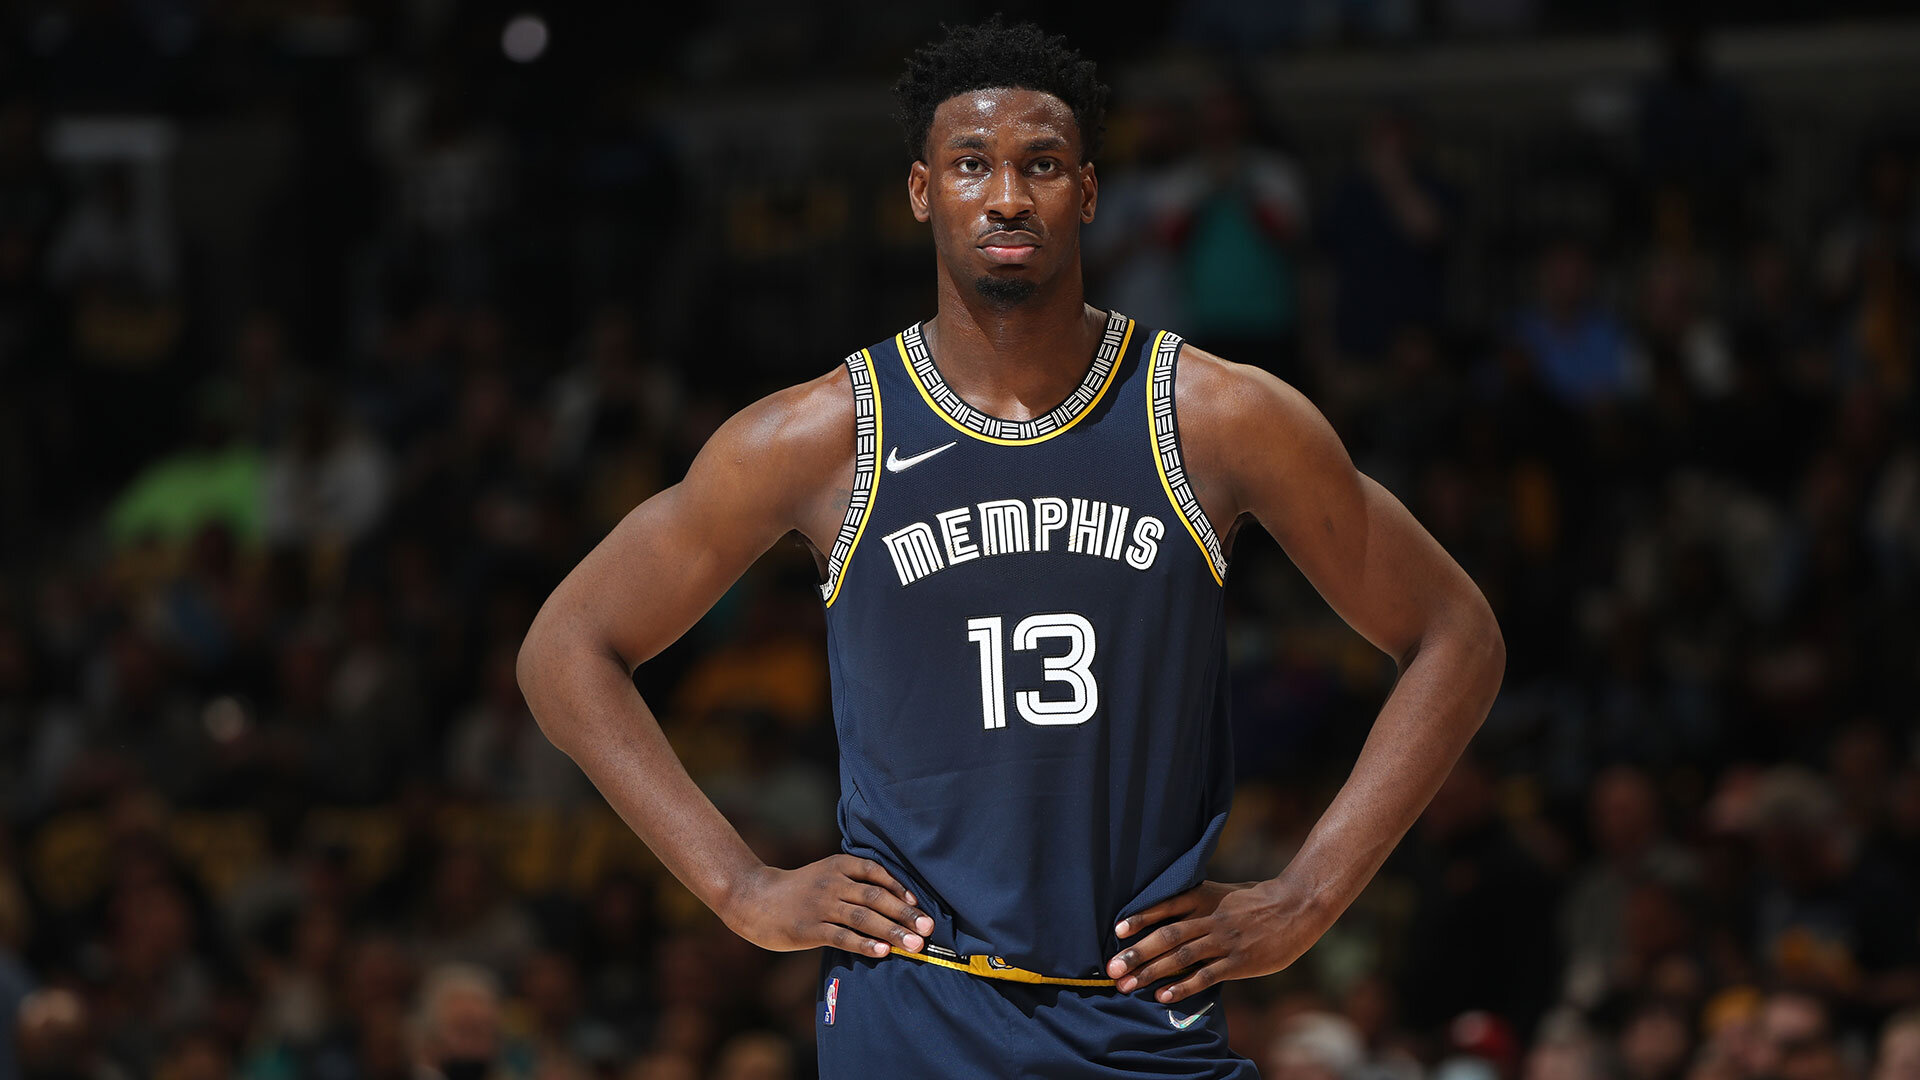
[{"x1": 4, "y1": 1, "x2": 1920, "y2": 1078}]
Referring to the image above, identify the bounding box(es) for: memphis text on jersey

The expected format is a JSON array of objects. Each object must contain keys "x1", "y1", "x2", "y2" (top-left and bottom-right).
[{"x1": 880, "y1": 495, "x2": 1165, "y2": 587}]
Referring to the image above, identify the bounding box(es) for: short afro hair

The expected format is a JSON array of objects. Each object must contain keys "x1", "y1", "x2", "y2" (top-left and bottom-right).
[{"x1": 894, "y1": 15, "x2": 1109, "y2": 164}]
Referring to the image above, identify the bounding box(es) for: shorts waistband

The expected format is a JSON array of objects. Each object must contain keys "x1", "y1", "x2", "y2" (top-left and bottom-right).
[{"x1": 888, "y1": 945, "x2": 1116, "y2": 988}]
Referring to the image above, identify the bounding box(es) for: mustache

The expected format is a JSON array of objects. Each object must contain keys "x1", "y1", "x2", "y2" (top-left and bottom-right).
[{"x1": 978, "y1": 224, "x2": 1041, "y2": 242}]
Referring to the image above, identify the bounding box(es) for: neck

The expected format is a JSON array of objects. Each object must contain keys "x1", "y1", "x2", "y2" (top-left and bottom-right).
[{"x1": 923, "y1": 262, "x2": 1105, "y2": 421}]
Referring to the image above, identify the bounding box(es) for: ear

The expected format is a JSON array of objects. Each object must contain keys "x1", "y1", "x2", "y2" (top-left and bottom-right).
[
  {"x1": 908, "y1": 160, "x2": 931, "y2": 223},
  {"x1": 1079, "y1": 162, "x2": 1098, "y2": 224}
]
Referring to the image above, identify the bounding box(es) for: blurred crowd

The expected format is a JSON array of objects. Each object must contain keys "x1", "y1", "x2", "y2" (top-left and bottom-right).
[{"x1": 2, "y1": 2, "x2": 1920, "y2": 1080}]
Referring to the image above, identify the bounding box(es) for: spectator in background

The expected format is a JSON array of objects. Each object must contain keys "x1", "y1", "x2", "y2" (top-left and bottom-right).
[
  {"x1": 1322, "y1": 107, "x2": 1457, "y2": 366},
  {"x1": 1266, "y1": 1011, "x2": 1365, "y2": 1080},
  {"x1": 1397, "y1": 754, "x2": 1561, "y2": 1036},
  {"x1": 1156, "y1": 82, "x2": 1308, "y2": 382},
  {"x1": 1745, "y1": 768, "x2": 1920, "y2": 1012},
  {"x1": 1743, "y1": 991, "x2": 1839, "y2": 1080},
  {"x1": 413, "y1": 847, "x2": 538, "y2": 979},
  {"x1": 1618, "y1": 1002, "x2": 1694, "y2": 1080},
  {"x1": 1083, "y1": 94, "x2": 1194, "y2": 331},
  {"x1": 1816, "y1": 140, "x2": 1918, "y2": 399},
  {"x1": 1878, "y1": 1010, "x2": 1920, "y2": 1080},
  {"x1": 517, "y1": 949, "x2": 618, "y2": 1077},
  {"x1": 1561, "y1": 765, "x2": 1701, "y2": 1009},
  {"x1": 447, "y1": 641, "x2": 591, "y2": 806},
  {"x1": 262, "y1": 391, "x2": 392, "y2": 557},
  {"x1": 1525, "y1": 1009, "x2": 1606, "y2": 1080},
  {"x1": 1512, "y1": 239, "x2": 1641, "y2": 407},
  {"x1": 411, "y1": 963, "x2": 525, "y2": 1080},
  {"x1": 14, "y1": 988, "x2": 129, "y2": 1080}
]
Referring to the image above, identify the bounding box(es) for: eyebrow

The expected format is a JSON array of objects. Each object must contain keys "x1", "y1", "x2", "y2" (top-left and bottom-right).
[{"x1": 943, "y1": 135, "x2": 1072, "y2": 154}]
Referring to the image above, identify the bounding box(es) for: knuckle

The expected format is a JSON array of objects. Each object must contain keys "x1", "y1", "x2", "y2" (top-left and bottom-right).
[
  {"x1": 861, "y1": 884, "x2": 885, "y2": 906},
  {"x1": 1173, "y1": 944, "x2": 1196, "y2": 968}
]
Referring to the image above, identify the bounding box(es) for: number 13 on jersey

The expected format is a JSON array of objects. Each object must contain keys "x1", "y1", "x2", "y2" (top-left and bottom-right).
[{"x1": 965, "y1": 613, "x2": 1099, "y2": 729}]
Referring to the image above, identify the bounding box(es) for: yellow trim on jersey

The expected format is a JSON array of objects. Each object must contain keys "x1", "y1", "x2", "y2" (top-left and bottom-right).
[
  {"x1": 1147, "y1": 331, "x2": 1225, "y2": 587},
  {"x1": 897, "y1": 318, "x2": 1135, "y2": 446},
  {"x1": 889, "y1": 946, "x2": 1117, "y2": 988},
  {"x1": 822, "y1": 348, "x2": 881, "y2": 609}
]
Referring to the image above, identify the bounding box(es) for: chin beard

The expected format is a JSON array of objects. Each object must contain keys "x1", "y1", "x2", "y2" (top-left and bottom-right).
[{"x1": 971, "y1": 274, "x2": 1038, "y2": 307}]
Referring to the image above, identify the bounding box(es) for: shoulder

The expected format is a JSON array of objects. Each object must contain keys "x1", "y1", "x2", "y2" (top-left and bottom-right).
[
  {"x1": 686, "y1": 362, "x2": 857, "y2": 516},
  {"x1": 714, "y1": 363, "x2": 854, "y2": 459},
  {"x1": 1168, "y1": 340, "x2": 1354, "y2": 524},
  {"x1": 1170, "y1": 340, "x2": 1330, "y2": 450}
]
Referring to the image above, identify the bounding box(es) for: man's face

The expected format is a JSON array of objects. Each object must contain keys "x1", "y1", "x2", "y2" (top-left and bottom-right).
[{"x1": 909, "y1": 87, "x2": 1097, "y2": 308}]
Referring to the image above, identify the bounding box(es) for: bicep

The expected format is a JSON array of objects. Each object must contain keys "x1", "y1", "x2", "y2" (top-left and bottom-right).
[
  {"x1": 559, "y1": 482, "x2": 789, "y2": 671},
  {"x1": 529, "y1": 396, "x2": 834, "y2": 673},
  {"x1": 1229, "y1": 374, "x2": 1478, "y2": 665}
]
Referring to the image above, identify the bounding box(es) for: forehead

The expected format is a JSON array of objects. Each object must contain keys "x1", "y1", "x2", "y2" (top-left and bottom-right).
[{"x1": 928, "y1": 87, "x2": 1078, "y2": 149}]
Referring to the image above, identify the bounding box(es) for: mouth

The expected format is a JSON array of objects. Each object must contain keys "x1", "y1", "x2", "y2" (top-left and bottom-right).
[
  {"x1": 978, "y1": 227, "x2": 1041, "y2": 259},
  {"x1": 978, "y1": 236, "x2": 1041, "y2": 264}
]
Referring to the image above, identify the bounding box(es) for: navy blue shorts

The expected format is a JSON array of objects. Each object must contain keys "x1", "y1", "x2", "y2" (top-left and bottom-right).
[{"x1": 815, "y1": 947, "x2": 1259, "y2": 1079}]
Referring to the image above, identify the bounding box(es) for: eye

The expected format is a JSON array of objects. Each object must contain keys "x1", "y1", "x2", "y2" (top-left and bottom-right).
[
  {"x1": 956, "y1": 157, "x2": 986, "y2": 174},
  {"x1": 1030, "y1": 159, "x2": 1058, "y2": 174}
]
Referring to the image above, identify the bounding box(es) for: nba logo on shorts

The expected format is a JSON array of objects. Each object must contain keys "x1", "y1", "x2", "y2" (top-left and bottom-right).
[{"x1": 824, "y1": 977, "x2": 840, "y2": 1025}]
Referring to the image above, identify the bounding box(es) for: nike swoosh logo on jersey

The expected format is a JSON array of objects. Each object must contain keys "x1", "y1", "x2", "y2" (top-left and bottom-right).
[
  {"x1": 1167, "y1": 1002, "x2": 1215, "y2": 1029},
  {"x1": 885, "y1": 441, "x2": 958, "y2": 473}
]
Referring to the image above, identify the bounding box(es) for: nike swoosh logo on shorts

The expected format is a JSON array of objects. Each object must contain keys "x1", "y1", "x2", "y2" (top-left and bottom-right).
[
  {"x1": 885, "y1": 441, "x2": 957, "y2": 473},
  {"x1": 1168, "y1": 1002, "x2": 1215, "y2": 1029}
]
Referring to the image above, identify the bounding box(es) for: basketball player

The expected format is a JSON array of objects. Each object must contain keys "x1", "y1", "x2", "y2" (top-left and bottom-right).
[{"x1": 517, "y1": 18, "x2": 1504, "y2": 1078}]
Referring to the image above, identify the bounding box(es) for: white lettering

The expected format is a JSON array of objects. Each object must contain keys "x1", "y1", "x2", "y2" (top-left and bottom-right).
[
  {"x1": 1126, "y1": 516, "x2": 1164, "y2": 570},
  {"x1": 882, "y1": 522, "x2": 946, "y2": 585},
  {"x1": 1033, "y1": 497, "x2": 1069, "y2": 551},
  {"x1": 977, "y1": 499, "x2": 1030, "y2": 556},
  {"x1": 1069, "y1": 498, "x2": 1106, "y2": 554},
  {"x1": 1103, "y1": 504, "x2": 1131, "y2": 560},
  {"x1": 936, "y1": 508, "x2": 980, "y2": 564}
]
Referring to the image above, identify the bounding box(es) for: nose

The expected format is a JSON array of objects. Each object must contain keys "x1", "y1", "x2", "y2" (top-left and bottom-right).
[{"x1": 984, "y1": 164, "x2": 1035, "y2": 223}]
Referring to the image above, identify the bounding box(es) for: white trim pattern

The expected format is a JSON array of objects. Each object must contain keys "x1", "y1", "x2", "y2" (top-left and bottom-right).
[
  {"x1": 1150, "y1": 331, "x2": 1228, "y2": 582},
  {"x1": 903, "y1": 309, "x2": 1129, "y2": 442},
  {"x1": 819, "y1": 349, "x2": 880, "y2": 605}
]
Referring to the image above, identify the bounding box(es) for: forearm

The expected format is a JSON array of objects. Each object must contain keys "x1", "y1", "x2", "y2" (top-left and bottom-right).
[
  {"x1": 517, "y1": 633, "x2": 763, "y2": 922},
  {"x1": 1269, "y1": 602, "x2": 1504, "y2": 926}
]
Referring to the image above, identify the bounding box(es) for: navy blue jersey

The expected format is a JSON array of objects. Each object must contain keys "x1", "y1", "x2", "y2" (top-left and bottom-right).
[{"x1": 816, "y1": 311, "x2": 1233, "y2": 979}]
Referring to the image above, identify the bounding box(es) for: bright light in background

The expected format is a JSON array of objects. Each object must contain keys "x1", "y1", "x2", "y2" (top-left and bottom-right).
[{"x1": 502, "y1": 14, "x2": 549, "y2": 63}]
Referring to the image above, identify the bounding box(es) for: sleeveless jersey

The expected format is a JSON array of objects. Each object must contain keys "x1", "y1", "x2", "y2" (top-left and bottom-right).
[{"x1": 816, "y1": 311, "x2": 1233, "y2": 979}]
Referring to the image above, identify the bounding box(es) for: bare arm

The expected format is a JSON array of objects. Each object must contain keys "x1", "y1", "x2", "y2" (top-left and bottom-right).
[
  {"x1": 517, "y1": 368, "x2": 933, "y2": 957},
  {"x1": 1108, "y1": 346, "x2": 1505, "y2": 1001}
]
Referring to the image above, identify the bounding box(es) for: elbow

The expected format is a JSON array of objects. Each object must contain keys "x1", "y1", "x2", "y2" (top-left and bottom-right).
[
  {"x1": 515, "y1": 619, "x2": 571, "y2": 746},
  {"x1": 514, "y1": 630, "x2": 543, "y2": 706},
  {"x1": 1470, "y1": 596, "x2": 1507, "y2": 708},
  {"x1": 1483, "y1": 609, "x2": 1507, "y2": 692},
  {"x1": 1415, "y1": 591, "x2": 1506, "y2": 711},
  {"x1": 515, "y1": 627, "x2": 551, "y2": 723}
]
